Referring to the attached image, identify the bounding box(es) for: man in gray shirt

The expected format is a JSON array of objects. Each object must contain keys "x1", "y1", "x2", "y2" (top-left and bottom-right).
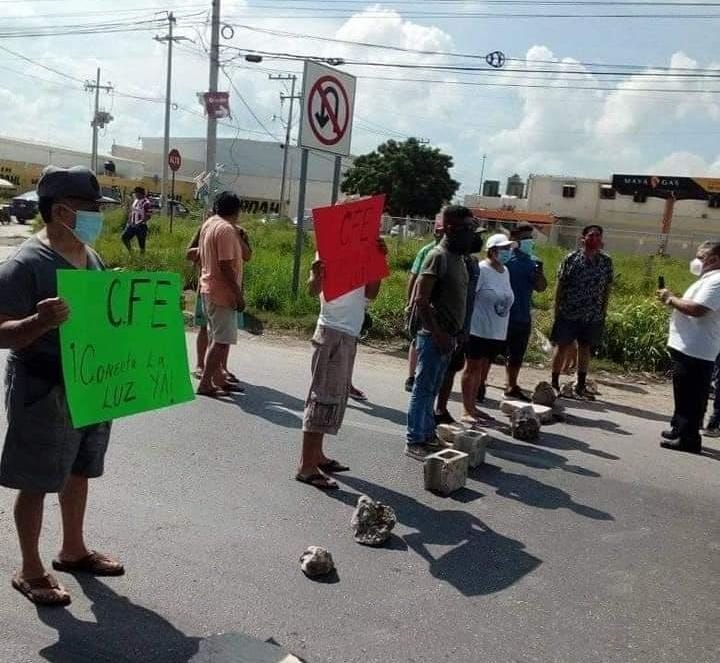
[{"x1": 0, "y1": 166, "x2": 123, "y2": 607}]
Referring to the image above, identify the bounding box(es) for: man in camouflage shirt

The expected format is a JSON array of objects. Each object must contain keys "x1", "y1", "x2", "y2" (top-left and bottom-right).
[{"x1": 550, "y1": 225, "x2": 613, "y2": 398}]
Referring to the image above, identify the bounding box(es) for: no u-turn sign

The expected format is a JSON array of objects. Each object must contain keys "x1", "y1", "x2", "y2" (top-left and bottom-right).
[{"x1": 299, "y1": 61, "x2": 356, "y2": 157}]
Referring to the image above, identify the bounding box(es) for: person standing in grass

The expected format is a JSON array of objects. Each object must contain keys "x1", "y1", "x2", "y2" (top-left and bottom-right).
[
  {"x1": 404, "y1": 217, "x2": 445, "y2": 393},
  {"x1": 121, "y1": 186, "x2": 152, "y2": 254},
  {"x1": 658, "y1": 241, "x2": 720, "y2": 454},
  {"x1": 196, "y1": 192, "x2": 246, "y2": 398},
  {"x1": 550, "y1": 225, "x2": 613, "y2": 399},
  {"x1": 296, "y1": 240, "x2": 388, "y2": 489},
  {"x1": 504, "y1": 222, "x2": 547, "y2": 400}
]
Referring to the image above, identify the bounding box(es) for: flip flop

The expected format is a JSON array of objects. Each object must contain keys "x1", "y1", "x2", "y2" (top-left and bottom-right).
[
  {"x1": 52, "y1": 551, "x2": 124, "y2": 577},
  {"x1": 224, "y1": 372, "x2": 241, "y2": 384},
  {"x1": 219, "y1": 382, "x2": 245, "y2": 393},
  {"x1": 197, "y1": 387, "x2": 229, "y2": 398},
  {"x1": 295, "y1": 472, "x2": 339, "y2": 490},
  {"x1": 191, "y1": 369, "x2": 203, "y2": 379},
  {"x1": 318, "y1": 459, "x2": 350, "y2": 473},
  {"x1": 12, "y1": 572, "x2": 71, "y2": 606}
]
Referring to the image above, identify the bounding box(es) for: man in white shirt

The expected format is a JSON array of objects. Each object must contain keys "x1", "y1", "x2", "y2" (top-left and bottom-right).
[
  {"x1": 657, "y1": 240, "x2": 720, "y2": 454},
  {"x1": 297, "y1": 240, "x2": 387, "y2": 489}
]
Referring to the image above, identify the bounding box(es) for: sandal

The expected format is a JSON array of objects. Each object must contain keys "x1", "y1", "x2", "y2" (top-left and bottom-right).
[
  {"x1": 295, "y1": 472, "x2": 339, "y2": 490},
  {"x1": 219, "y1": 382, "x2": 245, "y2": 393},
  {"x1": 349, "y1": 387, "x2": 368, "y2": 402},
  {"x1": 52, "y1": 550, "x2": 125, "y2": 577},
  {"x1": 12, "y1": 572, "x2": 71, "y2": 606},
  {"x1": 224, "y1": 372, "x2": 241, "y2": 384},
  {"x1": 318, "y1": 459, "x2": 350, "y2": 473},
  {"x1": 197, "y1": 387, "x2": 229, "y2": 398},
  {"x1": 191, "y1": 369, "x2": 203, "y2": 380}
]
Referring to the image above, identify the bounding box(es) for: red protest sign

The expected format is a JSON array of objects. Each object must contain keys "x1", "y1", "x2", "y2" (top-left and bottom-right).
[{"x1": 313, "y1": 195, "x2": 390, "y2": 302}]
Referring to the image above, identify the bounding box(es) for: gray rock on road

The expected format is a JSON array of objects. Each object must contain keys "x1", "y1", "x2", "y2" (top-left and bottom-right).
[
  {"x1": 510, "y1": 405, "x2": 541, "y2": 441},
  {"x1": 299, "y1": 546, "x2": 335, "y2": 578},
  {"x1": 532, "y1": 381, "x2": 557, "y2": 407},
  {"x1": 351, "y1": 494, "x2": 397, "y2": 546}
]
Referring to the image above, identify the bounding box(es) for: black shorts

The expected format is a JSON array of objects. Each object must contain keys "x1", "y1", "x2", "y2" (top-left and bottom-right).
[
  {"x1": 506, "y1": 321, "x2": 532, "y2": 367},
  {"x1": 467, "y1": 336, "x2": 506, "y2": 361},
  {"x1": 550, "y1": 317, "x2": 604, "y2": 348}
]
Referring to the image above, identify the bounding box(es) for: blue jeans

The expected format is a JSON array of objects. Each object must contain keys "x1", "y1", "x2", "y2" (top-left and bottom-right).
[{"x1": 407, "y1": 333, "x2": 451, "y2": 445}]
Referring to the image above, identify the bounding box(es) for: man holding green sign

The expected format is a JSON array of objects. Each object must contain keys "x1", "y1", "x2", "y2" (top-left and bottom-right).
[{"x1": 0, "y1": 166, "x2": 190, "y2": 608}]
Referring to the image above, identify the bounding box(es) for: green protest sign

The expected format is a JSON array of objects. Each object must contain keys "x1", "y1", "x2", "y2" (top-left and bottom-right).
[{"x1": 58, "y1": 270, "x2": 195, "y2": 428}]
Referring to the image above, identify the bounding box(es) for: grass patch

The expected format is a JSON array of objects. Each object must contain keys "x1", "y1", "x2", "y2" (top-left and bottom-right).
[{"x1": 88, "y1": 209, "x2": 691, "y2": 372}]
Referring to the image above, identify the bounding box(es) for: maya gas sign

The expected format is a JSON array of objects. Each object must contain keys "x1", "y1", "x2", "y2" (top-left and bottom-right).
[{"x1": 612, "y1": 174, "x2": 720, "y2": 201}]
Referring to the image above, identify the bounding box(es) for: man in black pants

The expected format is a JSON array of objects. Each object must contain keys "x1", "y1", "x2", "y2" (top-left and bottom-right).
[
  {"x1": 658, "y1": 240, "x2": 720, "y2": 454},
  {"x1": 122, "y1": 186, "x2": 152, "y2": 253}
]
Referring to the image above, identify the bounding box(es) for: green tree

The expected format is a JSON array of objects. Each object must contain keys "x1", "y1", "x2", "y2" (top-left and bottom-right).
[{"x1": 341, "y1": 138, "x2": 459, "y2": 218}]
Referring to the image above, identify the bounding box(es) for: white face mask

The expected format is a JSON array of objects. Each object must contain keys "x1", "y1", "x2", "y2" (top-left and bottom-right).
[{"x1": 690, "y1": 258, "x2": 704, "y2": 277}]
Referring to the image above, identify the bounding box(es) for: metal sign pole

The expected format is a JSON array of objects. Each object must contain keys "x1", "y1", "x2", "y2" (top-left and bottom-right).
[
  {"x1": 170, "y1": 170, "x2": 176, "y2": 233},
  {"x1": 331, "y1": 156, "x2": 341, "y2": 204},
  {"x1": 291, "y1": 148, "x2": 309, "y2": 298}
]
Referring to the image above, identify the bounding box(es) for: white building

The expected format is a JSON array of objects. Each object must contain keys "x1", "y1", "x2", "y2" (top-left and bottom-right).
[
  {"x1": 467, "y1": 174, "x2": 720, "y2": 257},
  {"x1": 126, "y1": 137, "x2": 353, "y2": 215}
]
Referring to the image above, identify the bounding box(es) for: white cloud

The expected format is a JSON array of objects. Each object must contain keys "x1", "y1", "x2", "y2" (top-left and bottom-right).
[{"x1": 647, "y1": 151, "x2": 720, "y2": 176}]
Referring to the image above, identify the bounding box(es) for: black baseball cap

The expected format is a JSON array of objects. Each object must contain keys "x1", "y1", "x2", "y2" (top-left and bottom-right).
[
  {"x1": 37, "y1": 166, "x2": 116, "y2": 202},
  {"x1": 511, "y1": 221, "x2": 535, "y2": 237}
]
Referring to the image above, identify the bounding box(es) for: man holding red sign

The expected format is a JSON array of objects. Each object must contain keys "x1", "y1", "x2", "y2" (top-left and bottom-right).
[{"x1": 296, "y1": 196, "x2": 389, "y2": 490}]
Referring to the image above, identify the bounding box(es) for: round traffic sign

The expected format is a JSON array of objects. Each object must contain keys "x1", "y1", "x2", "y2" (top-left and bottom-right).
[
  {"x1": 168, "y1": 149, "x2": 182, "y2": 172},
  {"x1": 307, "y1": 75, "x2": 350, "y2": 147}
]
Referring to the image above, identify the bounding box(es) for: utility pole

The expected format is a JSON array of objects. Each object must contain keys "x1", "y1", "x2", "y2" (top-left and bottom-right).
[
  {"x1": 155, "y1": 12, "x2": 190, "y2": 214},
  {"x1": 85, "y1": 69, "x2": 113, "y2": 173},
  {"x1": 269, "y1": 73, "x2": 299, "y2": 217},
  {"x1": 205, "y1": 0, "x2": 221, "y2": 205},
  {"x1": 478, "y1": 154, "x2": 487, "y2": 195}
]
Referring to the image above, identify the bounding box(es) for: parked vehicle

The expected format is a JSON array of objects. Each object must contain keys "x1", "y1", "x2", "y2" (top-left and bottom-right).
[
  {"x1": 148, "y1": 197, "x2": 189, "y2": 217},
  {"x1": 9, "y1": 190, "x2": 38, "y2": 224}
]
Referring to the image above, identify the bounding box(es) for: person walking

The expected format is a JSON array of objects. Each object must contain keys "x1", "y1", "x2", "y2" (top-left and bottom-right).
[
  {"x1": 461, "y1": 233, "x2": 515, "y2": 421},
  {"x1": 0, "y1": 166, "x2": 123, "y2": 607},
  {"x1": 404, "y1": 217, "x2": 445, "y2": 392},
  {"x1": 196, "y1": 192, "x2": 246, "y2": 398},
  {"x1": 122, "y1": 186, "x2": 152, "y2": 253},
  {"x1": 297, "y1": 241, "x2": 388, "y2": 489},
  {"x1": 504, "y1": 222, "x2": 547, "y2": 400},
  {"x1": 550, "y1": 225, "x2": 613, "y2": 398},
  {"x1": 405, "y1": 205, "x2": 476, "y2": 459},
  {"x1": 658, "y1": 241, "x2": 720, "y2": 454}
]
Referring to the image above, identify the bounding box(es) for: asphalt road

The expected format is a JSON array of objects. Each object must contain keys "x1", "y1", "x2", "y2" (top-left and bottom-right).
[{"x1": 0, "y1": 334, "x2": 718, "y2": 663}]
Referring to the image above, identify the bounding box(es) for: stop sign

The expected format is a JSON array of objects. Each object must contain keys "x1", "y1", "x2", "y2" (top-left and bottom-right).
[{"x1": 168, "y1": 149, "x2": 182, "y2": 172}]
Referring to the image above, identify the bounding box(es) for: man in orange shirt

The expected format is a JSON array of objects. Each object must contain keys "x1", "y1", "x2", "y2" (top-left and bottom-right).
[{"x1": 197, "y1": 192, "x2": 245, "y2": 397}]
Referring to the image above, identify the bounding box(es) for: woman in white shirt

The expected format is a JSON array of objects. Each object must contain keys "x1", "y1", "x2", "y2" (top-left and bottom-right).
[{"x1": 461, "y1": 234, "x2": 515, "y2": 421}]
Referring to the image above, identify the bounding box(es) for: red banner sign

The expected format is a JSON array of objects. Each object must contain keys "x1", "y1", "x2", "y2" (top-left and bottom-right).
[
  {"x1": 203, "y1": 92, "x2": 231, "y2": 119},
  {"x1": 313, "y1": 195, "x2": 389, "y2": 302}
]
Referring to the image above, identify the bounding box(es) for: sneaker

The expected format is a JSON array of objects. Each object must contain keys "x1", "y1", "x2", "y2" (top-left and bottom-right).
[
  {"x1": 404, "y1": 376, "x2": 415, "y2": 393},
  {"x1": 476, "y1": 384, "x2": 486, "y2": 403},
  {"x1": 504, "y1": 386, "x2": 530, "y2": 402},
  {"x1": 661, "y1": 428, "x2": 680, "y2": 441},
  {"x1": 660, "y1": 440, "x2": 702, "y2": 454},
  {"x1": 703, "y1": 422, "x2": 720, "y2": 438},
  {"x1": 349, "y1": 386, "x2": 368, "y2": 402},
  {"x1": 405, "y1": 443, "x2": 430, "y2": 460},
  {"x1": 434, "y1": 410, "x2": 456, "y2": 425},
  {"x1": 574, "y1": 386, "x2": 596, "y2": 401}
]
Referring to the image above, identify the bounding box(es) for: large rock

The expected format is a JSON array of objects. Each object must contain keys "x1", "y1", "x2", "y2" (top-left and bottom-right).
[
  {"x1": 501, "y1": 400, "x2": 553, "y2": 424},
  {"x1": 299, "y1": 546, "x2": 335, "y2": 578},
  {"x1": 532, "y1": 381, "x2": 557, "y2": 407},
  {"x1": 510, "y1": 406, "x2": 540, "y2": 441},
  {"x1": 351, "y1": 495, "x2": 397, "y2": 547}
]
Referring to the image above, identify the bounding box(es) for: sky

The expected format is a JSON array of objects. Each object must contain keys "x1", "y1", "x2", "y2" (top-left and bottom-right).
[{"x1": 1, "y1": 0, "x2": 720, "y2": 198}]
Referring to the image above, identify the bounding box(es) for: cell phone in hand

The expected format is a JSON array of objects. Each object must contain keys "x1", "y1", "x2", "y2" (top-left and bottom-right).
[{"x1": 658, "y1": 276, "x2": 665, "y2": 289}]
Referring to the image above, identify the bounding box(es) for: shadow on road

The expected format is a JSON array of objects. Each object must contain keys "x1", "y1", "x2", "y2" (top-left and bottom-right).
[
  {"x1": 36, "y1": 576, "x2": 199, "y2": 663},
  {"x1": 487, "y1": 438, "x2": 602, "y2": 477},
  {"x1": 532, "y1": 430, "x2": 621, "y2": 461},
  {"x1": 472, "y1": 463, "x2": 614, "y2": 521},
  {"x1": 563, "y1": 398, "x2": 668, "y2": 424},
  {"x1": 228, "y1": 383, "x2": 305, "y2": 429},
  {"x1": 327, "y1": 475, "x2": 542, "y2": 597},
  {"x1": 347, "y1": 400, "x2": 408, "y2": 426}
]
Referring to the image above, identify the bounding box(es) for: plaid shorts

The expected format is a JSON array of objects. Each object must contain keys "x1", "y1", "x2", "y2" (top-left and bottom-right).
[{"x1": 302, "y1": 325, "x2": 357, "y2": 435}]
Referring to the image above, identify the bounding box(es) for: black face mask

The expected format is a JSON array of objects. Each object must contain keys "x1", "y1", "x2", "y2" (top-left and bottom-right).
[
  {"x1": 447, "y1": 228, "x2": 475, "y2": 254},
  {"x1": 470, "y1": 232, "x2": 484, "y2": 254}
]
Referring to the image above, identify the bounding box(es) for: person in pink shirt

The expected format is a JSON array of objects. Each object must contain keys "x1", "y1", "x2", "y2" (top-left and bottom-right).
[{"x1": 196, "y1": 192, "x2": 245, "y2": 398}]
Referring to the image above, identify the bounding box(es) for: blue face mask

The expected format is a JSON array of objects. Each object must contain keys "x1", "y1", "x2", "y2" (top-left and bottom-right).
[
  {"x1": 498, "y1": 249, "x2": 512, "y2": 264},
  {"x1": 519, "y1": 238, "x2": 535, "y2": 255},
  {"x1": 62, "y1": 207, "x2": 104, "y2": 245}
]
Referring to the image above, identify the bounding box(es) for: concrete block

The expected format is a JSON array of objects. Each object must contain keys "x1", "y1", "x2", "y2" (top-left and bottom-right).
[
  {"x1": 423, "y1": 448, "x2": 469, "y2": 496},
  {"x1": 501, "y1": 400, "x2": 553, "y2": 424},
  {"x1": 436, "y1": 423, "x2": 465, "y2": 445},
  {"x1": 452, "y1": 429, "x2": 489, "y2": 468}
]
